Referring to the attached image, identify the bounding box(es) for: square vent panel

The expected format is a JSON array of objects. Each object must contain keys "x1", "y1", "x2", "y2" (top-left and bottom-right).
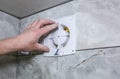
[
  {"x1": 44, "y1": 15, "x2": 76, "y2": 56},
  {"x1": 0, "y1": 0, "x2": 72, "y2": 18}
]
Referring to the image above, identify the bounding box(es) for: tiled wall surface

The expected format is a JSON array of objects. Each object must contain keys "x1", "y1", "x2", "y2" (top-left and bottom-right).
[
  {"x1": 1, "y1": 0, "x2": 120, "y2": 79},
  {"x1": 0, "y1": 12, "x2": 19, "y2": 39},
  {"x1": 21, "y1": 0, "x2": 120, "y2": 50},
  {"x1": 0, "y1": 56, "x2": 17, "y2": 79},
  {"x1": 18, "y1": 0, "x2": 120, "y2": 79},
  {"x1": 17, "y1": 47, "x2": 120, "y2": 79},
  {"x1": 0, "y1": 12, "x2": 19, "y2": 79}
]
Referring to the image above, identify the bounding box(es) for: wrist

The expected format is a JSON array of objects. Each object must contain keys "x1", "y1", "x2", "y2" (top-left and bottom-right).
[
  {"x1": 14, "y1": 35, "x2": 26, "y2": 51},
  {"x1": 0, "y1": 36, "x2": 22, "y2": 55}
]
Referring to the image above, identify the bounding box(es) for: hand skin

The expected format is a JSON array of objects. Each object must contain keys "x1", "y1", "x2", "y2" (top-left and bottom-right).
[{"x1": 0, "y1": 19, "x2": 58, "y2": 55}]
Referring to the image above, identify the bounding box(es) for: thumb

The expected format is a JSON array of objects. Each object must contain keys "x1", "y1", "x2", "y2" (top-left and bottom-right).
[{"x1": 35, "y1": 43, "x2": 50, "y2": 52}]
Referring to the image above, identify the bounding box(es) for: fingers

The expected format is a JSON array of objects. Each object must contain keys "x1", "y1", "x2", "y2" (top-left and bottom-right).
[
  {"x1": 39, "y1": 19, "x2": 55, "y2": 27},
  {"x1": 35, "y1": 43, "x2": 49, "y2": 52},
  {"x1": 28, "y1": 19, "x2": 55, "y2": 29},
  {"x1": 38, "y1": 23, "x2": 58, "y2": 37},
  {"x1": 35, "y1": 19, "x2": 55, "y2": 29}
]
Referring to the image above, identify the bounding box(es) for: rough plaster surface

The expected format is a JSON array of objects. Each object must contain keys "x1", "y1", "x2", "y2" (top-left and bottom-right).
[
  {"x1": 18, "y1": 0, "x2": 120, "y2": 79},
  {"x1": 0, "y1": 11, "x2": 19, "y2": 79}
]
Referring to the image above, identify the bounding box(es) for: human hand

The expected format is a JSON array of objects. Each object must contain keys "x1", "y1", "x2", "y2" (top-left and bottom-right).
[{"x1": 16, "y1": 19, "x2": 57, "y2": 52}]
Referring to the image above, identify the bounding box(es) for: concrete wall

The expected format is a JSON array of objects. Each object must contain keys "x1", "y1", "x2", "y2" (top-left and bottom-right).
[
  {"x1": 0, "y1": 12, "x2": 19, "y2": 79},
  {"x1": 18, "y1": 0, "x2": 120, "y2": 79}
]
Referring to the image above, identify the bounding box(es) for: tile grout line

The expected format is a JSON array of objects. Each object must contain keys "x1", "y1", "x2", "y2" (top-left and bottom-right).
[{"x1": 76, "y1": 45, "x2": 120, "y2": 52}]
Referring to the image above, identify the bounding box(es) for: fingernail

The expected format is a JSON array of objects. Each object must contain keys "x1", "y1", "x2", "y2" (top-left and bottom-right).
[
  {"x1": 49, "y1": 20, "x2": 55, "y2": 23},
  {"x1": 52, "y1": 24, "x2": 58, "y2": 29},
  {"x1": 56, "y1": 23, "x2": 58, "y2": 27}
]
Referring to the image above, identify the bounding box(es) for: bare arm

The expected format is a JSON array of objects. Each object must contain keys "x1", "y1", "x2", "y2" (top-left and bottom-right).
[{"x1": 0, "y1": 19, "x2": 57, "y2": 55}]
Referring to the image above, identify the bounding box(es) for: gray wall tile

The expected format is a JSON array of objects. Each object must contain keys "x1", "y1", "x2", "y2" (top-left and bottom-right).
[
  {"x1": 57, "y1": 47, "x2": 120, "y2": 79},
  {"x1": 17, "y1": 56, "x2": 58, "y2": 79},
  {"x1": 0, "y1": 55, "x2": 17, "y2": 79},
  {"x1": 0, "y1": 11, "x2": 20, "y2": 39},
  {"x1": 20, "y1": 0, "x2": 120, "y2": 50},
  {"x1": 0, "y1": 11, "x2": 19, "y2": 79}
]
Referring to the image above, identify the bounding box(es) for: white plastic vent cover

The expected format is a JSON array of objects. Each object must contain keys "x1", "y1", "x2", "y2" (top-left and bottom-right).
[{"x1": 44, "y1": 15, "x2": 76, "y2": 56}]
